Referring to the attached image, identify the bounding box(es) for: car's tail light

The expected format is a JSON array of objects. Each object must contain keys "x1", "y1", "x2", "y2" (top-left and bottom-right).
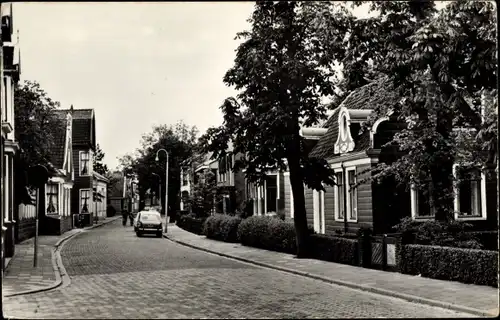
[{"x1": 159, "y1": 223, "x2": 162, "y2": 229}]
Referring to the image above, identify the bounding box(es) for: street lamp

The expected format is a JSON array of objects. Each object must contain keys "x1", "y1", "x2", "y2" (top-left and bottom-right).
[
  {"x1": 151, "y1": 173, "x2": 161, "y2": 207},
  {"x1": 155, "y1": 149, "x2": 169, "y2": 232}
]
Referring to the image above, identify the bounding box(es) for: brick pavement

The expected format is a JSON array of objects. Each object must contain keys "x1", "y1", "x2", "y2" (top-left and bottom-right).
[
  {"x1": 2, "y1": 220, "x2": 474, "y2": 319},
  {"x1": 1, "y1": 216, "x2": 121, "y2": 298},
  {"x1": 165, "y1": 224, "x2": 499, "y2": 317}
]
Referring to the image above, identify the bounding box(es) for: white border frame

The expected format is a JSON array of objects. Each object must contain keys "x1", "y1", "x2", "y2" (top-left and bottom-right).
[
  {"x1": 79, "y1": 188, "x2": 92, "y2": 214},
  {"x1": 345, "y1": 165, "x2": 358, "y2": 223},
  {"x1": 45, "y1": 183, "x2": 59, "y2": 216},
  {"x1": 313, "y1": 186, "x2": 326, "y2": 234},
  {"x1": 333, "y1": 167, "x2": 344, "y2": 222},
  {"x1": 410, "y1": 183, "x2": 435, "y2": 220},
  {"x1": 453, "y1": 164, "x2": 487, "y2": 221},
  {"x1": 79, "y1": 150, "x2": 91, "y2": 177}
]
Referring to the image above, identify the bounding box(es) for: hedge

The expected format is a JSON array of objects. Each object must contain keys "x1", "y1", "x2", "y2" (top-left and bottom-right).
[
  {"x1": 400, "y1": 244, "x2": 498, "y2": 287},
  {"x1": 176, "y1": 213, "x2": 206, "y2": 235},
  {"x1": 309, "y1": 234, "x2": 359, "y2": 266},
  {"x1": 203, "y1": 214, "x2": 242, "y2": 243},
  {"x1": 237, "y1": 216, "x2": 297, "y2": 254},
  {"x1": 466, "y1": 231, "x2": 498, "y2": 251}
]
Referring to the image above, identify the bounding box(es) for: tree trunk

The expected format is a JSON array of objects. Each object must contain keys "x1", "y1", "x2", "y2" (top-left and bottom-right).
[{"x1": 287, "y1": 151, "x2": 310, "y2": 258}]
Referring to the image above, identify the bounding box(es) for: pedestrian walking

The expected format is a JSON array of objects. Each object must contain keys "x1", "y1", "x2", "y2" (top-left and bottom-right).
[
  {"x1": 129, "y1": 211, "x2": 134, "y2": 226},
  {"x1": 122, "y1": 210, "x2": 128, "y2": 226}
]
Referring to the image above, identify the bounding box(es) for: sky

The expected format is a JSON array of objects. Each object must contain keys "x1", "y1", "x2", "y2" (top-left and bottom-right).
[{"x1": 12, "y1": 2, "x2": 444, "y2": 171}]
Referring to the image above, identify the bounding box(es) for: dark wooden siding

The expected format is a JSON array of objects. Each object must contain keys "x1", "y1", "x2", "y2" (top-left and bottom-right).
[
  {"x1": 323, "y1": 185, "x2": 335, "y2": 235},
  {"x1": 71, "y1": 147, "x2": 92, "y2": 214},
  {"x1": 321, "y1": 162, "x2": 374, "y2": 235},
  {"x1": 305, "y1": 187, "x2": 314, "y2": 227},
  {"x1": 278, "y1": 172, "x2": 285, "y2": 214},
  {"x1": 284, "y1": 175, "x2": 292, "y2": 219}
]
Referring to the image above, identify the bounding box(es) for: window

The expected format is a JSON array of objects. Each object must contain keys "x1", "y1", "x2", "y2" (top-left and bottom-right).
[
  {"x1": 334, "y1": 171, "x2": 344, "y2": 221},
  {"x1": 266, "y1": 175, "x2": 277, "y2": 213},
  {"x1": 46, "y1": 184, "x2": 58, "y2": 214},
  {"x1": 80, "y1": 189, "x2": 90, "y2": 213},
  {"x1": 410, "y1": 183, "x2": 435, "y2": 219},
  {"x1": 454, "y1": 166, "x2": 486, "y2": 219},
  {"x1": 80, "y1": 152, "x2": 90, "y2": 176},
  {"x1": 347, "y1": 169, "x2": 358, "y2": 221}
]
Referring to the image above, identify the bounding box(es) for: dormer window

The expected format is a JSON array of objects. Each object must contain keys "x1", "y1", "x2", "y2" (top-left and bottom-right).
[
  {"x1": 334, "y1": 107, "x2": 356, "y2": 154},
  {"x1": 340, "y1": 114, "x2": 348, "y2": 140}
]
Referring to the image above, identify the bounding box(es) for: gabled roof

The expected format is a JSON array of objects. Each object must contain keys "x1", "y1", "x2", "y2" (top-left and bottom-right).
[
  {"x1": 309, "y1": 77, "x2": 398, "y2": 160},
  {"x1": 93, "y1": 171, "x2": 109, "y2": 183},
  {"x1": 57, "y1": 107, "x2": 95, "y2": 148},
  {"x1": 48, "y1": 110, "x2": 70, "y2": 169}
]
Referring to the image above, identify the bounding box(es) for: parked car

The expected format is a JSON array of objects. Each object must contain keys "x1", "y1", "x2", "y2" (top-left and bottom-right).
[{"x1": 135, "y1": 211, "x2": 163, "y2": 237}]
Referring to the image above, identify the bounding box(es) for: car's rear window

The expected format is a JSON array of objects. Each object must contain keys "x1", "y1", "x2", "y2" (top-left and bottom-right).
[{"x1": 141, "y1": 214, "x2": 161, "y2": 221}]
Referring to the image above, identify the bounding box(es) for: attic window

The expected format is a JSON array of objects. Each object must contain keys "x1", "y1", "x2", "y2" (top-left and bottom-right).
[{"x1": 340, "y1": 114, "x2": 348, "y2": 139}]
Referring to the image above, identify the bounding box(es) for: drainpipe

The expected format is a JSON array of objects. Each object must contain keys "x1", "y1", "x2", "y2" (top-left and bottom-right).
[{"x1": 341, "y1": 162, "x2": 348, "y2": 234}]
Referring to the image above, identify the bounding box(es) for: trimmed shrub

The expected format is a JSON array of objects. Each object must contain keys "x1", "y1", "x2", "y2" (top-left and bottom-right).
[
  {"x1": 393, "y1": 217, "x2": 482, "y2": 249},
  {"x1": 203, "y1": 214, "x2": 242, "y2": 243},
  {"x1": 237, "y1": 216, "x2": 297, "y2": 254},
  {"x1": 467, "y1": 231, "x2": 498, "y2": 251},
  {"x1": 400, "y1": 244, "x2": 498, "y2": 287},
  {"x1": 176, "y1": 213, "x2": 206, "y2": 235},
  {"x1": 309, "y1": 234, "x2": 359, "y2": 266}
]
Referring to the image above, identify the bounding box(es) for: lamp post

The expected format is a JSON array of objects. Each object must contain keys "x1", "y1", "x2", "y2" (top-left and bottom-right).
[
  {"x1": 155, "y1": 149, "x2": 168, "y2": 232},
  {"x1": 152, "y1": 173, "x2": 161, "y2": 207},
  {"x1": 29, "y1": 164, "x2": 49, "y2": 268}
]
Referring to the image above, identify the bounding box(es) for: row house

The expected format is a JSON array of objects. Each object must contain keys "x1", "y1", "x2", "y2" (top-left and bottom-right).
[
  {"x1": 215, "y1": 143, "x2": 246, "y2": 214},
  {"x1": 1, "y1": 2, "x2": 20, "y2": 270},
  {"x1": 53, "y1": 107, "x2": 108, "y2": 226},
  {"x1": 301, "y1": 77, "x2": 497, "y2": 235},
  {"x1": 39, "y1": 110, "x2": 75, "y2": 235},
  {"x1": 179, "y1": 152, "x2": 218, "y2": 213},
  {"x1": 231, "y1": 76, "x2": 496, "y2": 236}
]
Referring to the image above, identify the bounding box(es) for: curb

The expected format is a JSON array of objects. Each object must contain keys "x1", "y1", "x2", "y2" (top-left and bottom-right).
[
  {"x1": 163, "y1": 235, "x2": 493, "y2": 318},
  {"x1": 4, "y1": 216, "x2": 121, "y2": 298}
]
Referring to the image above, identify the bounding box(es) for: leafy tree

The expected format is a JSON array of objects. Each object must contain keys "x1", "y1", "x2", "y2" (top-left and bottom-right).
[
  {"x1": 118, "y1": 120, "x2": 198, "y2": 214},
  {"x1": 310, "y1": 0, "x2": 497, "y2": 221},
  {"x1": 93, "y1": 143, "x2": 109, "y2": 176},
  {"x1": 106, "y1": 170, "x2": 125, "y2": 198},
  {"x1": 199, "y1": 1, "x2": 342, "y2": 257},
  {"x1": 189, "y1": 169, "x2": 218, "y2": 217},
  {"x1": 14, "y1": 81, "x2": 65, "y2": 203}
]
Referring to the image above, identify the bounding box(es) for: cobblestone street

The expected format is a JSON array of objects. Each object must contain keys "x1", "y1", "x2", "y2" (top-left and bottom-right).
[{"x1": 2, "y1": 220, "x2": 476, "y2": 319}]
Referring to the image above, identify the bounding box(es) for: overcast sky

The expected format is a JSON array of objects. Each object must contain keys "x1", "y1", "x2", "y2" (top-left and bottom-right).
[{"x1": 12, "y1": 2, "x2": 445, "y2": 170}]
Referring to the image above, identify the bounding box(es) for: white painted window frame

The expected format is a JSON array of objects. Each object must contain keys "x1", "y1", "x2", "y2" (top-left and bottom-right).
[
  {"x1": 79, "y1": 188, "x2": 91, "y2": 214},
  {"x1": 410, "y1": 183, "x2": 435, "y2": 220},
  {"x1": 46, "y1": 183, "x2": 59, "y2": 216},
  {"x1": 453, "y1": 164, "x2": 487, "y2": 221},
  {"x1": 79, "y1": 150, "x2": 91, "y2": 176},
  {"x1": 345, "y1": 166, "x2": 358, "y2": 223},
  {"x1": 333, "y1": 167, "x2": 344, "y2": 222}
]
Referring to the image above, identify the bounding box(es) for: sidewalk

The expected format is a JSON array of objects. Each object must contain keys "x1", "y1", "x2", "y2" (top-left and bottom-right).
[
  {"x1": 2, "y1": 215, "x2": 121, "y2": 297},
  {"x1": 164, "y1": 225, "x2": 499, "y2": 317}
]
